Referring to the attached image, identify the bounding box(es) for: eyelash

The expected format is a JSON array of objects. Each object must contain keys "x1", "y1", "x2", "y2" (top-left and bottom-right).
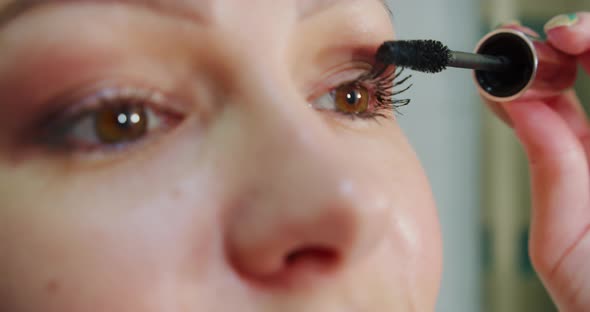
[
  {"x1": 351, "y1": 65, "x2": 413, "y2": 119},
  {"x1": 35, "y1": 64, "x2": 412, "y2": 154}
]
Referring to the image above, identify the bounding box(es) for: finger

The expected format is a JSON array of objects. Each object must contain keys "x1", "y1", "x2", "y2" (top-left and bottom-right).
[
  {"x1": 544, "y1": 91, "x2": 590, "y2": 170},
  {"x1": 504, "y1": 100, "x2": 590, "y2": 278},
  {"x1": 545, "y1": 12, "x2": 590, "y2": 55},
  {"x1": 495, "y1": 91, "x2": 590, "y2": 156},
  {"x1": 545, "y1": 90, "x2": 590, "y2": 143}
]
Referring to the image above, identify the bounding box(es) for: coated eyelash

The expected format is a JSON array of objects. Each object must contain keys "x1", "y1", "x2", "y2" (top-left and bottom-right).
[{"x1": 356, "y1": 65, "x2": 413, "y2": 118}]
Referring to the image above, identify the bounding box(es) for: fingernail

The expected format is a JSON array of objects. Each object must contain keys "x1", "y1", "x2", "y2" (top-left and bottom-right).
[
  {"x1": 544, "y1": 13, "x2": 579, "y2": 32},
  {"x1": 494, "y1": 20, "x2": 521, "y2": 29}
]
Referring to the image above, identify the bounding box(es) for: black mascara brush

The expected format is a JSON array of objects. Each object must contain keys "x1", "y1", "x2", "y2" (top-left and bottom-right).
[
  {"x1": 376, "y1": 39, "x2": 512, "y2": 74},
  {"x1": 374, "y1": 29, "x2": 577, "y2": 103}
]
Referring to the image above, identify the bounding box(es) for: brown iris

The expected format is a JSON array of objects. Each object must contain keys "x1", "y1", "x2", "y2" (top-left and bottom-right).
[
  {"x1": 94, "y1": 104, "x2": 148, "y2": 144},
  {"x1": 334, "y1": 83, "x2": 370, "y2": 115}
]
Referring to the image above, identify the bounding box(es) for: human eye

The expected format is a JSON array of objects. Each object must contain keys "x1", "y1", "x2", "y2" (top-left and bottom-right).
[
  {"x1": 310, "y1": 65, "x2": 413, "y2": 120},
  {"x1": 38, "y1": 86, "x2": 185, "y2": 155}
]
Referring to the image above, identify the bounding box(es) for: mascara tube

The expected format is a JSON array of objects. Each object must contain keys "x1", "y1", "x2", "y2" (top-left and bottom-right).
[{"x1": 473, "y1": 29, "x2": 577, "y2": 117}]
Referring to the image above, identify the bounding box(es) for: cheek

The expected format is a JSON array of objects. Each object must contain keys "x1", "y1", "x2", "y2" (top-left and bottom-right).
[
  {"x1": 353, "y1": 126, "x2": 441, "y2": 262},
  {"x1": 389, "y1": 154, "x2": 441, "y2": 263},
  {"x1": 365, "y1": 131, "x2": 442, "y2": 308},
  {"x1": 389, "y1": 163, "x2": 442, "y2": 304},
  {"x1": 0, "y1": 158, "x2": 224, "y2": 311},
  {"x1": 0, "y1": 117, "x2": 442, "y2": 310}
]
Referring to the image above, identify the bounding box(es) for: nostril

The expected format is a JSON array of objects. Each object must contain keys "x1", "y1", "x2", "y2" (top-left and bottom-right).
[{"x1": 284, "y1": 245, "x2": 340, "y2": 270}]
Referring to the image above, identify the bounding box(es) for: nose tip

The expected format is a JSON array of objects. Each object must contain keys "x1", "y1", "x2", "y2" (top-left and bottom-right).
[
  {"x1": 226, "y1": 203, "x2": 354, "y2": 283},
  {"x1": 224, "y1": 184, "x2": 388, "y2": 286}
]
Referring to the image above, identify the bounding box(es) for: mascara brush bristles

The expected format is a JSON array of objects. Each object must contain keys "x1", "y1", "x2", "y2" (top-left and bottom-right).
[{"x1": 376, "y1": 40, "x2": 451, "y2": 73}]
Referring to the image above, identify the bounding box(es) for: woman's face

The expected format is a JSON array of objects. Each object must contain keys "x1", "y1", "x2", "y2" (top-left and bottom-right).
[{"x1": 0, "y1": 0, "x2": 442, "y2": 311}]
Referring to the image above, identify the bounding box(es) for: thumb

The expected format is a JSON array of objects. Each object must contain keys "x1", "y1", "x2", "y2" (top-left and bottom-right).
[{"x1": 545, "y1": 12, "x2": 590, "y2": 56}]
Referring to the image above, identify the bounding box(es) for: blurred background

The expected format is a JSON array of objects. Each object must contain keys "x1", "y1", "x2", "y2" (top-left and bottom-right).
[{"x1": 386, "y1": 0, "x2": 590, "y2": 311}]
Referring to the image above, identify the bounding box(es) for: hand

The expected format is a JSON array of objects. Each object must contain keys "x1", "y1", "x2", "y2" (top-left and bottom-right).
[{"x1": 494, "y1": 12, "x2": 590, "y2": 311}]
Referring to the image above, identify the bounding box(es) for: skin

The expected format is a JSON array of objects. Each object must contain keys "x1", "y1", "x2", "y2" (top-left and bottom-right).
[
  {"x1": 0, "y1": 0, "x2": 587, "y2": 310},
  {"x1": 0, "y1": 1, "x2": 442, "y2": 311}
]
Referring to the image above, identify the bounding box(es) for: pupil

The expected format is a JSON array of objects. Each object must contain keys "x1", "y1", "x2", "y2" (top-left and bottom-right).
[
  {"x1": 95, "y1": 104, "x2": 147, "y2": 144},
  {"x1": 346, "y1": 90, "x2": 360, "y2": 106},
  {"x1": 115, "y1": 109, "x2": 133, "y2": 129}
]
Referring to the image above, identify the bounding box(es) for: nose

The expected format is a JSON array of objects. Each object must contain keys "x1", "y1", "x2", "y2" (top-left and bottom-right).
[{"x1": 222, "y1": 62, "x2": 392, "y2": 285}]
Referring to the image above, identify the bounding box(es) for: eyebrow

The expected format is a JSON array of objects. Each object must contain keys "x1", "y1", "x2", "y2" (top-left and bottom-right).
[
  {"x1": 298, "y1": 0, "x2": 392, "y2": 19},
  {"x1": 0, "y1": 0, "x2": 210, "y2": 27},
  {"x1": 0, "y1": 0, "x2": 392, "y2": 28}
]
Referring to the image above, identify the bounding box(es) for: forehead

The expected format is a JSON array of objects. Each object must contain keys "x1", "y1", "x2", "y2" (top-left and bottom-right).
[{"x1": 0, "y1": 0, "x2": 391, "y2": 27}]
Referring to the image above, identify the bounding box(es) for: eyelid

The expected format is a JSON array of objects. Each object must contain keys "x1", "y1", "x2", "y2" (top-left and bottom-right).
[
  {"x1": 307, "y1": 61, "x2": 373, "y2": 101},
  {"x1": 60, "y1": 86, "x2": 167, "y2": 117},
  {"x1": 39, "y1": 84, "x2": 181, "y2": 129}
]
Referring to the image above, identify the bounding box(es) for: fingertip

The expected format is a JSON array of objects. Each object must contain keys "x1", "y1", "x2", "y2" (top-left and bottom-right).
[
  {"x1": 544, "y1": 13, "x2": 580, "y2": 33},
  {"x1": 545, "y1": 12, "x2": 590, "y2": 55}
]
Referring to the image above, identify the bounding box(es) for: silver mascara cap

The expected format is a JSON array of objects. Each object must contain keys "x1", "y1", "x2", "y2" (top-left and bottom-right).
[{"x1": 473, "y1": 29, "x2": 576, "y2": 103}]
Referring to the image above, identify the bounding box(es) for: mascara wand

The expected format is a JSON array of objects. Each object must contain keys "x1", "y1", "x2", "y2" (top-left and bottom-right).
[
  {"x1": 376, "y1": 30, "x2": 578, "y2": 105},
  {"x1": 376, "y1": 40, "x2": 512, "y2": 74}
]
